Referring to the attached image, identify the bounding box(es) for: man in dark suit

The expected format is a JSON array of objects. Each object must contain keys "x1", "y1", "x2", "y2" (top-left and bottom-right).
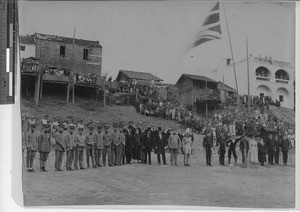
[
  {"x1": 142, "y1": 129, "x2": 153, "y2": 164},
  {"x1": 265, "y1": 133, "x2": 275, "y2": 165},
  {"x1": 154, "y1": 127, "x2": 167, "y2": 165},
  {"x1": 280, "y1": 134, "x2": 291, "y2": 165},
  {"x1": 203, "y1": 131, "x2": 213, "y2": 166},
  {"x1": 125, "y1": 127, "x2": 134, "y2": 164}
]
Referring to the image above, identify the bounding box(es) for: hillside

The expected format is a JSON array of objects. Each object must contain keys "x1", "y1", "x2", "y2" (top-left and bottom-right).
[
  {"x1": 21, "y1": 97, "x2": 181, "y2": 129},
  {"x1": 269, "y1": 105, "x2": 295, "y2": 125}
]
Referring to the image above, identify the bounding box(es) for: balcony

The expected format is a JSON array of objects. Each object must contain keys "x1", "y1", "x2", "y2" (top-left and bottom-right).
[
  {"x1": 256, "y1": 76, "x2": 270, "y2": 81},
  {"x1": 276, "y1": 79, "x2": 289, "y2": 84}
]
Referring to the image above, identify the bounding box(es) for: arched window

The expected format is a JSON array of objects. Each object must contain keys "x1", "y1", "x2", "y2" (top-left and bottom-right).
[
  {"x1": 275, "y1": 70, "x2": 289, "y2": 80},
  {"x1": 255, "y1": 67, "x2": 270, "y2": 78}
]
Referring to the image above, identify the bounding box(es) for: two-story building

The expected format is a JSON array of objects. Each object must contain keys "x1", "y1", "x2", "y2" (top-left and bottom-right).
[
  {"x1": 175, "y1": 74, "x2": 223, "y2": 116},
  {"x1": 20, "y1": 33, "x2": 103, "y2": 103},
  {"x1": 223, "y1": 55, "x2": 294, "y2": 109}
]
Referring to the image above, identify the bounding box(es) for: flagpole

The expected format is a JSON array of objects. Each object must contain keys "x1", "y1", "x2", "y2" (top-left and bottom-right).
[
  {"x1": 72, "y1": 27, "x2": 76, "y2": 104},
  {"x1": 222, "y1": 3, "x2": 239, "y2": 97},
  {"x1": 246, "y1": 36, "x2": 250, "y2": 109}
]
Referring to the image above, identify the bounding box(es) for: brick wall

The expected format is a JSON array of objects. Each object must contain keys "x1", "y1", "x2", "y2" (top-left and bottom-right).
[{"x1": 35, "y1": 39, "x2": 102, "y2": 76}]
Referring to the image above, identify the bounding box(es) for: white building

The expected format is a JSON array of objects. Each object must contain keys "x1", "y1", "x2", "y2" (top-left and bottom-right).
[
  {"x1": 220, "y1": 55, "x2": 294, "y2": 109},
  {"x1": 19, "y1": 35, "x2": 36, "y2": 59}
]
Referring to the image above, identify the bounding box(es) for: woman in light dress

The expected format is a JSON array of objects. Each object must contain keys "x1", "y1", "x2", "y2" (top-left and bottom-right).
[
  {"x1": 249, "y1": 135, "x2": 259, "y2": 164},
  {"x1": 183, "y1": 133, "x2": 193, "y2": 166}
]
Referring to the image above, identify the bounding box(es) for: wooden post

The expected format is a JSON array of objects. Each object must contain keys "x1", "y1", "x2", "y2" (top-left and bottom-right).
[
  {"x1": 72, "y1": 27, "x2": 76, "y2": 104},
  {"x1": 66, "y1": 82, "x2": 70, "y2": 102},
  {"x1": 205, "y1": 80, "x2": 208, "y2": 117},
  {"x1": 36, "y1": 69, "x2": 41, "y2": 106},
  {"x1": 246, "y1": 36, "x2": 250, "y2": 110},
  {"x1": 39, "y1": 74, "x2": 43, "y2": 99}
]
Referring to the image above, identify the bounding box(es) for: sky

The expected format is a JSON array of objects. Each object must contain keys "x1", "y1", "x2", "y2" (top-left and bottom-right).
[{"x1": 19, "y1": 1, "x2": 295, "y2": 84}]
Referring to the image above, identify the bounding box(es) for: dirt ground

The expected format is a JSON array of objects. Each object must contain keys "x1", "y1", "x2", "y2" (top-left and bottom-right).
[
  {"x1": 22, "y1": 134, "x2": 295, "y2": 208},
  {"x1": 21, "y1": 98, "x2": 295, "y2": 208}
]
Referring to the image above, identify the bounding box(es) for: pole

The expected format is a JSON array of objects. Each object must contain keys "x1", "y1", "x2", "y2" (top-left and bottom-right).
[
  {"x1": 246, "y1": 36, "x2": 250, "y2": 109},
  {"x1": 222, "y1": 3, "x2": 239, "y2": 96},
  {"x1": 205, "y1": 80, "x2": 208, "y2": 117},
  {"x1": 72, "y1": 27, "x2": 76, "y2": 104},
  {"x1": 103, "y1": 70, "x2": 107, "y2": 107}
]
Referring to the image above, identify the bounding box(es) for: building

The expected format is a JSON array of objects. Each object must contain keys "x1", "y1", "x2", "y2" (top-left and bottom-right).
[
  {"x1": 116, "y1": 70, "x2": 163, "y2": 83},
  {"x1": 217, "y1": 81, "x2": 236, "y2": 103},
  {"x1": 221, "y1": 55, "x2": 294, "y2": 109},
  {"x1": 175, "y1": 74, "x2": 221, "y2": 116},
  {"x1": 0, "y1": 0, "x2": 18, "y2": 104},
  {"x1": 20, "y1": 32, "x2": 103, "y2": 104},
  {"x1": 20, "y1": 33, "x2": 102, "y2": 77}
]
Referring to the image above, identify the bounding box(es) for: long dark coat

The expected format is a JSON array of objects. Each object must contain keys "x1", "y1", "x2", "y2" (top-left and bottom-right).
[
  {"x1": 154, "y1": 133, "x2": 166, "y2": 155},
  {"x1": 125, "y1": 133, "x2": 134, "y2": 155},
  {"x1": 133, "y1": 134, "x2": 141, "y2": 160},
  {"x1": 142, "y1": 133, "x2": 153, "y2": 153},
  {"x1": 257, "y1": 141, "x2": 266, "y2": 163}
]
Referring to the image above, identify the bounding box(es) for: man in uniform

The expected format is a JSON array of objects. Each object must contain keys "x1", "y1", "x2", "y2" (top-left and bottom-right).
[
  {"x1": 37, "y1": 124, "x2": 51, "y2": 172},
  {"x1": 115, "y1": 125, "x2": 123, "y2": 166},
  {"x1": 203, "y1": 131, "x2": 213, "y2": 166},
  {"x1": 74, "y1": 126, "x2": 86, "y2": 170},
  {"x1": 168, "y1": 130, "x2": 181, "y2": 166},
  {"x1": 25, "y1": 124, "x2": 38, "y2": 172},
  {"x1": 65, "y1": 124, "x2": 76, "y2": 171},
  {"x1": 54, "y1": 124, "x2": 66, "y2": 171},
  {"x1": 103, "y1": 125, "x2": 113, "y2": 166},
  {"x1": 111, "y1": 124, "x2": 119, "y2": 166},
  {"x1": 274, "y1": 134, "x2": 280, "y2": 165},
  {"x1": 94, "y1": 125, "x2": 103, "y2": 167},
  {"x1": 85, "y1": 126, "x2": 95, "y2": 168}
]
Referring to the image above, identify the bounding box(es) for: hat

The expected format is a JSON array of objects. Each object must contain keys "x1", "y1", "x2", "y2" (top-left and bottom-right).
[
  {"x1": 89, "y1": 126, "x2": 94, "y2": 130},
  {"x1": 104, "y1": 125, "x2": 109, "y2": 129},
  {"x1": 97, "y1": 125, "x2": 102, "y2": 130},
  {"x1": 69, "y1": 124, "x2": 76, "y2": 129},
  {"x1": 78, "y1": 127, "x2": 84, "y2": 131},
  {"x1": 158, "y1": 127, "x2": 162, "y2": 131}
]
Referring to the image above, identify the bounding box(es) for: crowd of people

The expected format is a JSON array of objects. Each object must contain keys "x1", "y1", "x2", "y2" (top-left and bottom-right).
[{"x1": 22, "y1": 111, "x2": 293, "y2": 173}]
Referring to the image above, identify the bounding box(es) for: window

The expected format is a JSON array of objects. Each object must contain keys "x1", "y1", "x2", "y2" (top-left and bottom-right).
[
  {"x1": 279, "y1": 95, "x2": 284, "y2": 102},
  {"x1": 20, "y1": 45, "x2": 25, "y2": 51},
  {"x1": 83, "y1": 49, "x2": 89, "y2": 60},
  {"x1": 60, "y1": 46, "x2": 66, "y2": 58}
]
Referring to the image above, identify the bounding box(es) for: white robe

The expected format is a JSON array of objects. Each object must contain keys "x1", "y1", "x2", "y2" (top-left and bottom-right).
[{"x1": 249, "y1": 139, "x2": 258, "y2": 163}]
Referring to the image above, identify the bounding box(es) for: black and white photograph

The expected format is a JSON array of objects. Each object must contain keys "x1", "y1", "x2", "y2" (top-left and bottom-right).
[{"x1": 13, "y1": 0, "x2": 297, "y2": 208}]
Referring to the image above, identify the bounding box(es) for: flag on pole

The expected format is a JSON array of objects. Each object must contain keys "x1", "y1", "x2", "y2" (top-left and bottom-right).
[{"x1": 193, "y1": 2, "x2": 222, "y2": 47}]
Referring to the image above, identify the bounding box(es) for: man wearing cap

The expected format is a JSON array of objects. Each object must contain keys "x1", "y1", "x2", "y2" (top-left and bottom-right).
[
  {"x1": 41, "y1": 115, "x2": 49, "y2": 128},
  {"x1": 280, "y1": 134, "x2": 291, "y2": 166},
  {"x1": 115, "y1": 125, "x2": 123, "y2": 166},
  {"x1": 74, "y1": 127, "x2": 86, "y2": 170},
  {"x1": 37, "y1": 124, "x2": 51, "y2": 172},
  {"x1": 77, "y1": 120, "x2": 84, "y2": 132},
  {"x1": 168, "y1": 130, "x2": 181, "y2": 166},
  {"x1": 143, "y1": 129, "x2": 153, "y2": 164},
  {"x1": 94, "y1": 126, "x2": 103, "y2": 167},
  {"x1": 65, "y1": 124, "x2": 76, "y2": 171},
  {"x1": 111, "y1": 124, "x2": 119, "y2": 166},
  {"x1": 54, "y1": 124, "x2": 66, "y2": 171},
  {"x1": 85, "y1": 126, "x2": 95, "y2": 168},
  {"x1": 154, "y1": 127, "x2": 167, "y2": 165},
  {"x1": 25, "y1": 124, "x2": 38, "y2": 172},
  {"x1": 103, "y1": 125, "x2": 113, "y2": 166}
]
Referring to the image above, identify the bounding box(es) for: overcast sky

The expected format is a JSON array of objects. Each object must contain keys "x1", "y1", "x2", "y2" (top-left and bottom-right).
[{"x1": 19, "y1": 1, "x2": 295, "y2": 84}]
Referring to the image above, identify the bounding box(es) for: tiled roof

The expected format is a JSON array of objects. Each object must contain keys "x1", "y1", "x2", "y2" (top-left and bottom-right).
[
  {"x1": 34, "y1": 33, "x2": 102, "y2": 48},
  {"x1": 19, "y1": 35, "x2": 35, "y2": 44},
  {"x1": 217, "y1": 81, "x2": 236, "y2": 93},
  {"x1": 181, "y1": 74, "x2": 216, "y2": 83},
  {"x1": 119, "y1": 70, "x2": 163, "y2": 81}
]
